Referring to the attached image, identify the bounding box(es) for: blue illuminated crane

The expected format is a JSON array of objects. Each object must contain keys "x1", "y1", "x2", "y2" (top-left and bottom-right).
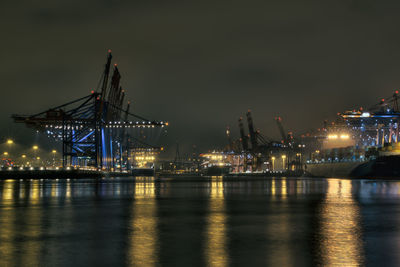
[
  {"x1": 340, "y1": 90, "x2": 400, "y2": 147},
  {"x1": 12, "y1": 51, "x2": 167, "y2": 170}
]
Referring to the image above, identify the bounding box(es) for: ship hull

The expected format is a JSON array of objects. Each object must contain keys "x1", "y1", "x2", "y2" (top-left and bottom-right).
[
  {"x1": 305, "y1": 161, "x2": 363, "y2": 178},
  {"x1": 306, "y1": 156, "x2": 400, "y2": 178}
]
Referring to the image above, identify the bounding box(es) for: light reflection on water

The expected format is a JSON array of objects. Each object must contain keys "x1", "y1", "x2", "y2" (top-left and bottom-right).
[
  {"x1": 206, "y1": 176, "x2": 228, "y2": 267},
  {"x1": 0, "y1": 180, "x2": 16, "y2": 266},
  {"x1": 0, "y1": 177, "x2": 400, "y2": 266},
  {"x1": 266, "y1": 178, "x2": 292, "y2": 267},
  {"x1": 2, "y1": 179, "x2": 14, "y2": 201},
  {"x1": 319, "y1": 179, "x2": 364, "y2": 266},
  {"x1": 21, "y1": 181, "x2": 42, "y2": 267},
  {"x1": 129, "y1": 177, "x2": 158, "y2": 267}
]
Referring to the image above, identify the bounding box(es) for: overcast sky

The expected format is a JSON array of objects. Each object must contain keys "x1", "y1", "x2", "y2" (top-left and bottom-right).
[{"x1": 1, "y1": 0, "x2": 400, "y2": 156}]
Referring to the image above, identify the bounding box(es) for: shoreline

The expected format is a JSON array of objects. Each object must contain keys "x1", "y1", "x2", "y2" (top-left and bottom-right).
[
  {"x1": 0, "y1": 169, "x2": 132, "y2": 179},
  {"x1": 0, "y1": 170, "x2": 399, "y2": 181}
]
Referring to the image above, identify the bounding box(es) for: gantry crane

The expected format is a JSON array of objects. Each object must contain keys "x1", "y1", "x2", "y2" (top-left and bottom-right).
[{"x1": 12, "y1": 51, "x2": 167, "y2": 170}]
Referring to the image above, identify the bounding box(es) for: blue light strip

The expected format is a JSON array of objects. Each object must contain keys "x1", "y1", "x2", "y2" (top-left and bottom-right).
[
  {"x1": 102, "y1": 128, "x2": 107, "y2": 168},
  {"x1": 78, "y1": 131, "x2": 94, "y2": 142},
  {"x1": 110, "y1": 130, "x2": 113, "y2": 168}
]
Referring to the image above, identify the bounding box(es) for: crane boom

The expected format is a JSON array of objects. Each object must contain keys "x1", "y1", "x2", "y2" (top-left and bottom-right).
[
  {"x1": 238, "y1": 117, "x2": 248, "y2": 151},
  {"x1": 246, "y1": 110, "x2": 258, "y2": 151},
  {"x1": 275, "y1": 116, "x2": 288, "y2": 144}
]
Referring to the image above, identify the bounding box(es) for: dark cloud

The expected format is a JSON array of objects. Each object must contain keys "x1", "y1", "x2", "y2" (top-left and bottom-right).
[{"x1": 2, "y1": 0, "x2": 400, "y2": 156}]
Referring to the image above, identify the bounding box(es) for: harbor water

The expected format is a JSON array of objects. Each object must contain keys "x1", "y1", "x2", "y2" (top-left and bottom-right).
[{"x1": 0, "y1": 176, "x2": 400, "y2": 266}]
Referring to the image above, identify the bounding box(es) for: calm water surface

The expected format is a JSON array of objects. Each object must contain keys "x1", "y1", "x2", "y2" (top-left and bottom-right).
[{"x1": 0, "y1": 176, "x2": 399, "y2": 266}]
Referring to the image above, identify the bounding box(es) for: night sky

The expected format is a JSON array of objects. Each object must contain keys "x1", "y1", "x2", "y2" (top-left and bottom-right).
[{"x1": 2, "y1": 0, "x2": 400, "y2": 157}]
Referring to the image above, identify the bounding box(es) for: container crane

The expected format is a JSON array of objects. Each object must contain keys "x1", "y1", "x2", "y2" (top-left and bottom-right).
[
  {"x1": 246, "y1": 110, "x2": 258, "y2": 152},
  {"x1": 275, "y1": 117, "x2": 288, "y2": 145},
  {"x1": 238, "y1": 117, "x2": 249, "y2": 151}
]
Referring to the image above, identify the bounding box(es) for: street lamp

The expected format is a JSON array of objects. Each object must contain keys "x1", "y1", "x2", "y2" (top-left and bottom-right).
[
  {"x1": 32, "y1": 146, "x2": 39, "y2": 166},
  {"x1": 281, "y1": 155, "x2": 286, "y2": 170},
  {"x1": 5, "y1": 139, "x2": 14, "y2": 159},
  {"x1": 271, "y1": 156, "x2": 275, "y2": 171}
]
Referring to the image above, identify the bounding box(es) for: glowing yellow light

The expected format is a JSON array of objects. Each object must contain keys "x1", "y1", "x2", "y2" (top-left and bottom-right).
[
  {"x1": 320, "y1": 179, "x2": 363, "y2": 265},
  {"x1": 328, "y1": 134, "x2": 338, "y2": 139},
  {"x1": 22, "y1": 154, "x2": 26, "y2": 158},
  {"x1": 6, "y1": 139, "x2": 13, "y2": 144},
  {"x1": 281, "y1": 155, "x2": 286, "y2": 159},
  {"x1": 52, "y1": 150, "x2": 57, "y2": 153},
  {"x1": 340, "y1": 134, "x2": 350, "y2": 139},
  {"x1": 33, "y1": 145, "x2": 38, "y2": 150},
  {"x1": 129, "y1": 179, "x2": 157, "y2": 265},
  {"x1": 36, "y1": 157, "x2": 40, "y2": 160},
  {"x1": 3, "y1": 152, "x2": 8, "y2": 156},
  {"x1": 206, "y1": 178, "x2": 227, "y2": 266}
]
